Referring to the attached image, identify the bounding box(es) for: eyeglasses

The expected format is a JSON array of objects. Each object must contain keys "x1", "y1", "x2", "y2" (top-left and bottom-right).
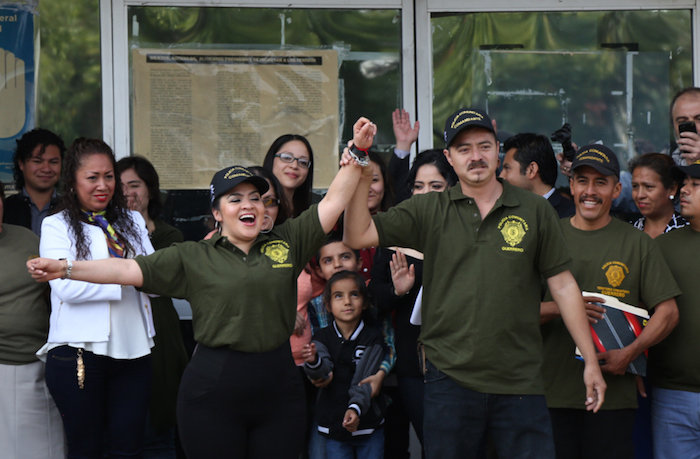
[
  {"x1": 263, "y1": 197, "x2": 280, "y2": 208},
  {"x1": 274, "y1": 152, "x2": 312, "y2": 169}
]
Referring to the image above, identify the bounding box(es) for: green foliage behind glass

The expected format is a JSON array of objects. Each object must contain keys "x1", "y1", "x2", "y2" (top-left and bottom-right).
[
  {"x1": 432, "y1": 10, "x2": 692, "y2": 160},
  {"x1": 38, "y1": 0, "x2": 102, "y2": 144}
]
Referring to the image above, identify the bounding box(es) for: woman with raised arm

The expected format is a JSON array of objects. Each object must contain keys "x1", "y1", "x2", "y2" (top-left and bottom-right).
[
  {"x1": 37, "y1": 138, "x2": 156, "y2": 458},
  {"x1": 29, "y1": 119, "x2": 375, "y2": 459}
]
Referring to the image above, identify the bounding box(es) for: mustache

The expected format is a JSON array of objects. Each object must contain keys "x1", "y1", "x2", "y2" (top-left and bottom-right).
[
  {"x1": 467, "y1": 160, "x2": 489, "y2": 170},
  {"x1": 579, "y1": 194, "x2": 603, "y2": 205}
]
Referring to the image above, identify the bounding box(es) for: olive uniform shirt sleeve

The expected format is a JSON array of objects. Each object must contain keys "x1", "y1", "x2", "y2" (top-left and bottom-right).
[
  {"x1": 135, "y1": 243, "x2": 190, "y2": 299},
  {"x1": 373, "y1": 195, "x2": 425, "y2": 252}
]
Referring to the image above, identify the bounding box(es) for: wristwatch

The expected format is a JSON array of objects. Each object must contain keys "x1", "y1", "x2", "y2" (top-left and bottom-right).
[
  {"x1": 349, "y1": 144, "x2": 370, "y2": 167},
  {"x1": 59, "y1": 258, "x2": 73, "y2": 279}
]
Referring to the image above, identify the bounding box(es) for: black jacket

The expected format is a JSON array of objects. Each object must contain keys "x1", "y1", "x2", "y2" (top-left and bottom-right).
[
  {"x1": 305, "y1": 320, "x2": 387, "y2": 440},
  {"x1": 548, "y1": 191, "x2": 575, "y2": 219},
  {"x1": 2, "y1": 192, "x2": 60, "y2": 232}
]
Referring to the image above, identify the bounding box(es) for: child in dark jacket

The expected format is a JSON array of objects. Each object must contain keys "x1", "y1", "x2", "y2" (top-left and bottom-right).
[{"x1": 303, "y1": 270, "x2": 386, "y2": 459}]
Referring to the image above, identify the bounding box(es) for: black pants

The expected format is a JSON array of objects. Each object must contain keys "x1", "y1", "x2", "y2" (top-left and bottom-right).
[
  {"x1": 549, "y1": 408, "x2": 636, "y2": 459},
  {"x1": 45, "y1": 346, "x2": 152, "y2": 459},
  {"x1": 177, "y1": 342, "x2": 306, "y2": 459}
]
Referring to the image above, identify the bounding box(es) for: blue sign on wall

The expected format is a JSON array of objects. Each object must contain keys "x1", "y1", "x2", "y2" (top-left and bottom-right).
[{"x1": 0, "y1": 2, "x2": 35, "y2": 188}]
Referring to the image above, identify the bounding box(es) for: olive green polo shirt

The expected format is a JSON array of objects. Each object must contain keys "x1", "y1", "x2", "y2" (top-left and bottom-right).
[
  {"x1": 135, "y1": 204, "x2": 326, "y2": 353},
  {"x1": 651, "y1": 226, "x2": 700, "y2": 392},
  {"x1": 542, "y1": 217, "x2": 680, "y2": 409},
  {"x1": 373, "y1": 180, "x2": 572, "y2": 395},
  {"x1": 0, "y1": 224, "x2": 49, "y2": 365}
]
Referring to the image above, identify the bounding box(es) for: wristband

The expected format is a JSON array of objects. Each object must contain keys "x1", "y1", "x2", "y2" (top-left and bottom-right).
[
  {"x1": 349, "y1": 144, "x2": 370, "y2": 167},
  {"x1": 59, "y1": 258, "x2": 73, "y2": 279}
]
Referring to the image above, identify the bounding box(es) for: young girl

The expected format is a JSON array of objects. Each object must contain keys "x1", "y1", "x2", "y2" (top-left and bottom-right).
[{"x1": 303, "y1": 270, "x2": 386, "y2": 459}]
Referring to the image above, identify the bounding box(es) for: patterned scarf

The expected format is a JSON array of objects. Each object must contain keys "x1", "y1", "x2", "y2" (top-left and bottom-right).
[{"x1": 82, "y1": 210, "x2": 125, "y2": 258}]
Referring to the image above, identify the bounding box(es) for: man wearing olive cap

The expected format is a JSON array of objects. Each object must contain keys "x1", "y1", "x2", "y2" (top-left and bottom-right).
[
  {"x1": 345, "y1": 108, "x2": 606, "y2": 459},
  {"x1": 541, "y1": 144, "x2": 680, "y2": 459}
]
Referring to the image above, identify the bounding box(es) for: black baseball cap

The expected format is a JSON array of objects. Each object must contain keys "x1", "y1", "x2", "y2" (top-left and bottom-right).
[
  {"x1": 444, "y1": 108, "x2": 495, "y2": 148},
  {"x1": 671, "y1": 159, "x2": 700, "y2": 181},
  {"x1": 571, "y1": 144, "x2": 620, "y2": 179},
  {"x1": 210, "y1": 165, "x2": 269, "y2": 205}
]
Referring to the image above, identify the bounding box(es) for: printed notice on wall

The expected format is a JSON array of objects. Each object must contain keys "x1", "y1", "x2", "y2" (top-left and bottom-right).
[{"x1": 132, "y1": 48, "x2": 339, "y2": 189}]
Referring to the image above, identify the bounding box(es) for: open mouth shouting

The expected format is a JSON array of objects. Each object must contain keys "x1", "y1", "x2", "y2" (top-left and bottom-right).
[{"x1": 239, "y1": 213, "x2": 257, "y2": 226}]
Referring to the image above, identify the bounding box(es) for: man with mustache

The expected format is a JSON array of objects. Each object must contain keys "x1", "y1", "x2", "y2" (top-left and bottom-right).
[
  {"x1": 344, "y1": 108, "x2": 607, "y2": 459},
  {"x1": 540, "y1": 144, "x2": 680, "y2": 459}
]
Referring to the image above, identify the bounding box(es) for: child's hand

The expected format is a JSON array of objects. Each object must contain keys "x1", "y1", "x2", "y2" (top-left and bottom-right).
[
  {"x1": 294, "y1": 311, "x2": 307, "y2": 336},
  {"x1": 311, "y1": 372, "x2": 333, "y2": 388},
  {"x1": 390, "y1": 250, "x2": 415, "y2": 297},
  {"x1": 302, "y1": 343, "x2": 317, "y2": 363},
  {"x1": 352, "y1": 117, "x2": 376, "y2": 151},
  {"x1": 358, "y1": 370, "x2": 385, "y2": 398},
  {"x1": 343, "y1": 409, "x2": 360, "y2": 432}
]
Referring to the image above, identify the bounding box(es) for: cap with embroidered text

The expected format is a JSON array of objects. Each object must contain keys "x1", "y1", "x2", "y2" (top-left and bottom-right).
[
  {"x1": 571, "y1": 144, "x2": 620, "y2": 178},
  {"x1": 210, "y1": 165, "x2": 269, "y2": 205},
  {"x1": 444, "y1": 108, "x2": 495, "y2": 148}
]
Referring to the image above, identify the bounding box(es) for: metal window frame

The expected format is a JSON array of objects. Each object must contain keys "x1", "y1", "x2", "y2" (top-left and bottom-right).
[
  {"x1": 100, "y1": 0, "x2": 415, "y2": 158},
  {"x1": 101, "y1": 0, "x2": 698, "y2": 156},
  {"x1": 414, "y1": 0, "x2": 699, "y2": 150}
]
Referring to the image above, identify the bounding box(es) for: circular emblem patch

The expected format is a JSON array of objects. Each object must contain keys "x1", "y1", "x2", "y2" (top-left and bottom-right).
[
  {"x1": 264, "y1": 243, "x2": 289, "y2": 264},
  {"x1": 500, "y1": 221, "x2": 526, "y2": 247}
]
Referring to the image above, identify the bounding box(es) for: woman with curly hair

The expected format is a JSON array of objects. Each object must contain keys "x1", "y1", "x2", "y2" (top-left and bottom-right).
[{"x1": 37, "y1": 138, "x2": 155, "y2": 458}]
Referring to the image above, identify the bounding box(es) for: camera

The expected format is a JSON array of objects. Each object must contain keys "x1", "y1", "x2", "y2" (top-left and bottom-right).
[{"x1": 551, "y1": 123, "x2": 576, "y2": 162}]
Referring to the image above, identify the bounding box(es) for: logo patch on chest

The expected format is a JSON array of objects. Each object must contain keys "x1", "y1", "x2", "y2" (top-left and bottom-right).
[
  {"x1": 498, "y1": 215, "x2": 529, "y2": 252},
  {"x1": 605, "y1": 264, "x2": 625, "y2": 287},
  {"x1": 597, "y1": 261, "x2": 631, "y2": 298},
  {"x1": 261, "y1": 240, "x2": 291, "y2": 267}
]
